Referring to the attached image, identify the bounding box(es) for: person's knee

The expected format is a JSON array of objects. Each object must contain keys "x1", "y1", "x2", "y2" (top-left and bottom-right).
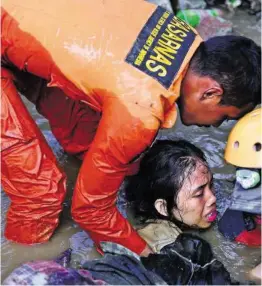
[{"x1": 36, "y1": 88, "x2": 99, "y2": 157}]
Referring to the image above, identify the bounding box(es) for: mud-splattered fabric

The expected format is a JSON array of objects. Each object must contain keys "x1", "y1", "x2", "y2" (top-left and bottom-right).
[
  {"x1": 142, "y1": 232, "x2": 239, "y2": 285},
  {"x1": 137, "y1": 220, "x2": 182, "y2": 253},
  {"x1": 3, "y1": 256, "x2": 106, "y2": 285},
  {"x1": 84, "y1": 242, "x2": 166, "y2": 285},
  {"x1": 3, "y1": 241, "x2": 166, "y2": 285}
]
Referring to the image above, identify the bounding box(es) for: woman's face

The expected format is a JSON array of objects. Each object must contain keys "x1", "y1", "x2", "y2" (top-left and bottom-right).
[{"x1": 172, "y1": 160, "x2": 217, "y2": 228}]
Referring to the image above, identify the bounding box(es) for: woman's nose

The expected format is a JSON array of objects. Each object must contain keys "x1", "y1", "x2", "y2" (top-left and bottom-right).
[{"x1": 206, "y1": 188, "x2": 216, "y2": 206}]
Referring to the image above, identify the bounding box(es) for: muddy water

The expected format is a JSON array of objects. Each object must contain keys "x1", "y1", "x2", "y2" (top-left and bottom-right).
[
  {"x1": 1, "y1": 6, "x2": 261, "y2": 284},
  {"x1": 1, "y1": 99, "x2": 261, "y2": 284}
]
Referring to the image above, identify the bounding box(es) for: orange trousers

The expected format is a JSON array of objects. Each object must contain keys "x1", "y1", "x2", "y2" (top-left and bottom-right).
[{"x1": 1, "y1": 68, "x2": 100, "y2": 244}]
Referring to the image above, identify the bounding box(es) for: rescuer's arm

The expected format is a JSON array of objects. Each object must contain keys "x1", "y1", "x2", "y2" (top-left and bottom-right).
[{"x1": 71, "y1": 97, "x2": 160, "y2": 255}]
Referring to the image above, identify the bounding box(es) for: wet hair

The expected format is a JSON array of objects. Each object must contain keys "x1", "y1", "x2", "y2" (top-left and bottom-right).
[
  {"x1": 125, "y1": 140, "x2": 208, "y2": 227},
  {"x1": 189, "y1": 35, "x2": 261, "y2": 108}
]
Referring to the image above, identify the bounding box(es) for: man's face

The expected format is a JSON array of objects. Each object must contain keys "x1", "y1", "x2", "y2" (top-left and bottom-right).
[{"x1": 179, "y1": 70, "x2": 254, "y2": 127}]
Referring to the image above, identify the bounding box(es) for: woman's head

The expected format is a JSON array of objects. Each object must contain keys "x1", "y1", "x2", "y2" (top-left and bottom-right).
[{"x1": 125, "y1": 140, "x2": 217, "y2": 229}]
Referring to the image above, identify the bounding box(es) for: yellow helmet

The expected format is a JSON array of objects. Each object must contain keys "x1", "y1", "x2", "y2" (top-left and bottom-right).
[{"x1": 224, "y1": 108, "x2": 262, "y2": 168}]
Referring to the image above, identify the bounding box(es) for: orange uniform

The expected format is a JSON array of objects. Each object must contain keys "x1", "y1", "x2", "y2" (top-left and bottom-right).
[{"x1": 1, "y1": 0, "x2": 202, "y2": 254}]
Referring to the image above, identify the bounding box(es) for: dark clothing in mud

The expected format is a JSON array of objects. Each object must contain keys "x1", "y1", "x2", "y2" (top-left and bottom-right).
[
  {"x1": 84, "y1": 234, "x2": 239, "y2": 285},
  {"x1": 4, "y1": 238, "x2": 238, "y2": 285},
  {"x1": 83, "y1": 251, "x2": 166, "y2": 285},
  {"x1": 219, "y1": 209, "x2": 256, "y2": 240},
  {"x1": 141, "y1": 233, "x2": 239, "y2": 285}
]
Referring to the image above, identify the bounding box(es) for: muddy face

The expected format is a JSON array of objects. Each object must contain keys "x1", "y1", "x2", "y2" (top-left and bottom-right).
[{"x1": 172, "y1": 161, "x2": 217, "y2": 228}]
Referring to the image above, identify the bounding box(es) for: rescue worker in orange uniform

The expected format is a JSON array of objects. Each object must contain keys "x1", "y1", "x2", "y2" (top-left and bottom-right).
[{"x1": 1, "y1": 0, "x2": 261, "y2": 256}]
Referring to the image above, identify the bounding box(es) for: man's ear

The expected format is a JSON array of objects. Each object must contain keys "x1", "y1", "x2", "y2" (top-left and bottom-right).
[
  {"x1": 202, "y1": 86, "x2": 223, "y2": 104},
  {"x1": 154, "y1": 199, "x2": 168, "y2": 217}
]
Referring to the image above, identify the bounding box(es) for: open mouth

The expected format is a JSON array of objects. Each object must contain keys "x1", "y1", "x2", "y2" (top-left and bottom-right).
[{"x1": 206, "y1": 210, "x2": 217, "y2": 222}]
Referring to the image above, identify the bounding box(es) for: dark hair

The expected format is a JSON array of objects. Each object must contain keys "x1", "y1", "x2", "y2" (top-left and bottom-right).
[
  {"x1": 125, "y1": 140, "x2": 208, "y2": 227},
  {"x1": 189, "y1": 35, "x2": 261, "y2": 108}
]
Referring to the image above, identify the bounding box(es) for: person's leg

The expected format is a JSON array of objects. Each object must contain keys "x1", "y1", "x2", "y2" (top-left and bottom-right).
[
  {"x1": 9, "y1": 68, "x2": 101, "y2": 159},
  {"x1": 1, "y1": 68, "x2": 67, "y2": 244},
  {"x1": 34, "y1": 85, "x2": 101, "y2": 160}
]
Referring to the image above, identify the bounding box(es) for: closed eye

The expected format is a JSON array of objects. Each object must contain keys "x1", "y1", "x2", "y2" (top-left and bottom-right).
[
  {"x1": 194, "y1": 192, "x2": 203, "y2": 198},
  {"x1": 193, "y1": 187, "x2": 204, "y2": 198}
]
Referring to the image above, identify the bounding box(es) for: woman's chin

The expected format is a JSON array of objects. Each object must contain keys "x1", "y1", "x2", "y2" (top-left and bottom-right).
[
  {"x1": 197, "y1": 221, "x2": 212, "y2": 229},
  {"x1": 186, "y1": 222, "x2": 212, "y2": 229}
]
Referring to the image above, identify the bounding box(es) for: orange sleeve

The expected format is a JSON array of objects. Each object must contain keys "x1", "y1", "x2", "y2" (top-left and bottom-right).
[{"x1": 71, "y1": 96, "x2": 160, "y2": 254}]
